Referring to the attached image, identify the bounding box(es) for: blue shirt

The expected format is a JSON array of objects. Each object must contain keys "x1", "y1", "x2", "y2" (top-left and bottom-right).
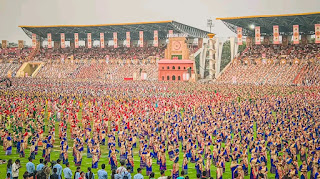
[
  {"x1": 74, "y1": 172, "x2": 81, "y2": 179},
  {"x1": 53, "y1": 164, "x2": 62, "y2": 179},
  {"x1": 26, "y1": 162, "x2": 35, "y2": 174},
  {"x1": 63, "y1": 167, "x2": 73, "y2": 179},
  {"x1": 36, "y1": 163, "x2": 44, "y2": 171},
  {"x1": 133, "y1": 173, "x2": 144, "y2": 179},
  {"x1": 97, "y1": 169, "x2": 108, "y2": 179}
]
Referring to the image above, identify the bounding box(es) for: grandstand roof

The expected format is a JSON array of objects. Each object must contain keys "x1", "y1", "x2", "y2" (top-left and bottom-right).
[
  {"x1": 216, "y1": 12, "x2": 320, "y2": 36},
  {"x1": 19, "y1": 21, "x2": 210, "y2": 41}
]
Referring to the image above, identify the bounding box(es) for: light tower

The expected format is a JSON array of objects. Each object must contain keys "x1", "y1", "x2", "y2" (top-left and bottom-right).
[{"x1": 207, "y1": 33, "x2": 216, "y2": 79}]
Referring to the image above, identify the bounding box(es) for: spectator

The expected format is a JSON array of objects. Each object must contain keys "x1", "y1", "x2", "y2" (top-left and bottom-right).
[
  {"x1": 26, "y1": 157, "x2": 35, "y2": 177},
  {"x1": 98, "y1": 164, "x2": 108, "y2": 179},
  {"x1": 111, "y1": 170, "x2": 116, "y2": 179},
  {"x1": 7, "y1": 159, "x2": 12, "y2": 179},
  {"x1": 149, "y1": 172, "x2": 155, "y2": 179},
  {"x1": 86, "y1": 167, "x2": 95, "y2": 179},
  {"x1": 196, "y1": 173, "x2": 201, "y2": 179},
  {"x1": 63, "y1": 162, "x2": 72, "y2": 179},
  {"x1": 158, "y1": 170, "x2": 167, "y2": 179},
  {"x1": 120, "y1": 166, "x2": 132, "y2": 179},
  {"x1": 201, "y1": 171, "x2": 207, "y2": 179},
  {"x1": 50, "y1": 168, "x2": 59, "y2": 179},
  {"x1": 43, "y1": 161, "x2": 52, "y2": 179},
  {"x1": 133, "y1": 168, "x2": 144, "y2": 179},
  {"x1": 74, "y1": 167, "x2": 81, "y2": 179},
  {"x1": 36, "y1": 159, "x2": 45, "y2": 171},
  {"x1": 116, "y1": 160, "x2": 127, "y2": 175},
  {"x1": 6, "y1": 173, "x2": 11, "y2": 179},
  {"x1": 177, "y1": 171, "x2": 185, "y2": 179},
  {"x1": 79, "y1": 171, "x2": 86, "y2": 179},
  {"x1": 53, "y1": 159, "x2": 62, "y2": 179}
]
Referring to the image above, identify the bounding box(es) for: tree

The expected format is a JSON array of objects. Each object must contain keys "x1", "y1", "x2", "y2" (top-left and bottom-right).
[
  {"x1": 220, "y1": 40, "x2": 231, "y2": 71},
  {"x1": 220, "y1": 41, "x2": 247, "y2": 71}
]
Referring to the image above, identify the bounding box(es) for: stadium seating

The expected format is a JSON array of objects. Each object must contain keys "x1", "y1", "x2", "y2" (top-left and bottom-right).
[{"x1": 217, "y1": 44, "x2": 320, "y2": 86}]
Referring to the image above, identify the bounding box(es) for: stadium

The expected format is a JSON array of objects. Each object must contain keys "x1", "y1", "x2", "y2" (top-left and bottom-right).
[{"x1": 0, "y1": 6, "x2": 320, "y2": 179}]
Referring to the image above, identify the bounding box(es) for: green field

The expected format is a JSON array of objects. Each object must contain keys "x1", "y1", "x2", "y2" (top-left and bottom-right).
[{"x1": 0, "y1": 109, "x2": 308, "y2": 179}]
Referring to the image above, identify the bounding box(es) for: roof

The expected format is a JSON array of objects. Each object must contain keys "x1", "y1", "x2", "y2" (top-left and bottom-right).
[
  {"x1": 216, "y1": 12, "x2": 320, "y2": 36},
  {"x1": 157, "y1": 60, "x2": 194, "y2": 64},
  {"x1": 19, "y1": 21, "x2": 210, "y2": 41}
]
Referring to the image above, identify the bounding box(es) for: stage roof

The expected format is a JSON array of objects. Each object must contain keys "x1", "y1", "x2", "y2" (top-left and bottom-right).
[
  {"x1": 19, "y1": 21, "x2": 210, "y2": 41},
  {"x1": 216, "y1": 12, "x2": 320, "y2": 36}
]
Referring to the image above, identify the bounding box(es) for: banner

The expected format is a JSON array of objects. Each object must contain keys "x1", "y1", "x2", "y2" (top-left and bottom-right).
[
  {"x1": 237, "y1": 27, "x2": 242, "y2": 45},
  {"x1": 126, "y1": 32, "x2": 130, "y2": 47},
  {"x1": 169, "y1": 30, "x2": 173, "y2": 38},
  {"x1": 74, "y1": 33, "x2": 79, "y2": 48},
  {"x1": 2, "y1": 40, "x2": 7, "y2": 49},
  {"x1": 255, "y1": 26, "x2": 261, "y2": 45},
  {"x1": 100, "y1": 33, "x2": 105, "y2": 48},
  {"x1": 87, "y1": 33, "x2": 92, "y2": 48},
  {"x1": 47, "y1": 33, "x2": 52, "y2": 48},
  {"x1": 32, "y1": 34, "x2": 37, "y2": 49},
  {"x1": 293, "y1": 25, "x2": 299, "y2": 44},
  {"x1": 61, "y1": 33, "x2": 65, "y2": 48},
  {"x1": 154, "y1": 30, "x2": 158, "y2": 47},
  {"x1": 18, "y1": 40, "x2": 24, "y2": 49},
  {"x1": 315, "y1": 24, "x2": 320, "y2": 43},
  {"x1": 113, "y1": 32, "x2": 118, "y2": 48},
  {"x1": 139, "y1": 31, "x2": 143, "y2": 47},
  {"x1": 273, "y1": 25, "x2": 280, "y2": 44}
]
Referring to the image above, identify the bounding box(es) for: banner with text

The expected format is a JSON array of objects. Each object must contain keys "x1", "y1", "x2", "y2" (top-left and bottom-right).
[
  {"x1": 154, "y1": 30, "x2": 158, "y2": 47},
  {"x1": 293, "y1": 25, "x2": 299, "y2": 44},
  {"x1": 139, "y1": 31, "x2": 144, "y2": 47},
  {"x1": 255, "y1": 26, "x2": 261, "y2": 45},
  {"x1": 32, "y1": 34, "x2": 37, "y2": 49},
  {"x1": 87, "y1": 33, "x2": 92, "y2": 48},
  {"x1": 100, "y1": 33, "x2": 105, "y2": 48},
  {"x1": 315, "y1": 24, "x2": 320, "y2": 43},
  {"x1": 237, "y1": 27, "x2": 242, "y2": 45},
  {"x1": 273, "y1": 25, "x2": 280, "y2": 44},
  {"x1": 113, "y1": 32, "x2": 118, "y2": 48},
  {"x1": 74, "y1": 33, "x2": 79, "y2": 48},
  {"x1": 61, "y1": 33, "x2": 65, "y2": 48},
  {"x1": 47, "y1": 33, "x2": 52, "y2": 48},
  {"x1": 126, "y1": 32, "x2": 130, "y2": 47}
]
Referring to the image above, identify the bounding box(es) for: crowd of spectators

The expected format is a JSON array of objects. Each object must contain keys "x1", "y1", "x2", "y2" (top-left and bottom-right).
[
  {"x1": 0, "y1": 47, "x2": 32, "y2": 62},
  {"x1": 217, "y1": 44, "x2": 320, "y2": 86},
  {"x1": 34, "y1": 46, "x2": 166, "y2": 61}
]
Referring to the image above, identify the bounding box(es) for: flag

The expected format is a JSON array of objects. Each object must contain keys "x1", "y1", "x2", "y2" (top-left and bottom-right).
[
  {"x1": 273, "y1": 25, "x2": 280, "y2": 44},
  {"x1": 47, "y1": 33, "x2": 52, "y2": 48},
  {"x1": 315, "y1": 24, "x2": 320, "y2": 43},
  {"x1": 139, "y1": 31, "x2": 143, "y2": 47},
  {"x1": 32, "y1": 34, "x2": 37, "y2": 49},
  {"x1": 255, "y1": 26, "x2": 261, "y2": 45},
  {"x1": 74, "y1": 33, "x2": 79, "y2": 48},
  {"x1": 237, "y1": 27, "x2": 242, "y2": 45},
  {"x1": 61, "y1": 33, "x2": 65, "y2": 48},
  {"x1": 87, "y1": 33, "x2": 92, "y2": 48},
  {"x1": 293, "y1": 25, "x2": 299, "y2": 44},
  {"x1": 126, "y1": 32, "x2": 130, "y2": 47},
  {"x1": 113, "y1": 32, "x2": 118, "y2": 48},
  {"x1": 154, "y1": 30, "x2": 158, "y2": 47},
  {"x1": 100, "y1": 33, "x2": 105, "y2": 48}
]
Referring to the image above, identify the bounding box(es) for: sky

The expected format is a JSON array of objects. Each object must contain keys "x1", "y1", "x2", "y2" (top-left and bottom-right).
[{"x1": 1, "y1": 0, "x2": 320, "y2": 45}]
